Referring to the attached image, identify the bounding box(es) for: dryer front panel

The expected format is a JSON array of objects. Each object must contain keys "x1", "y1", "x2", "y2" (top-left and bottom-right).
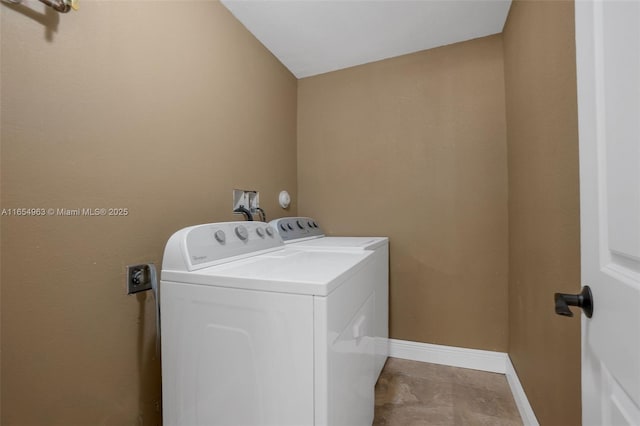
[{"x1": 161, "y1": 282, "x2": 314, "y2": 426}]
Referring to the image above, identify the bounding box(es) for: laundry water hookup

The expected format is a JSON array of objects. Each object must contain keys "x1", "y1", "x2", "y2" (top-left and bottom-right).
[{"x1": 232, "y1": 189, "x2": 265, "y2": 221}]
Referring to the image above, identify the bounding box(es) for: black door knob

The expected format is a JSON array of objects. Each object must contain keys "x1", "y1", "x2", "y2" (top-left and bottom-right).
[{"x1": 554, "y1": 286, "x2": 593, "y2": 318}]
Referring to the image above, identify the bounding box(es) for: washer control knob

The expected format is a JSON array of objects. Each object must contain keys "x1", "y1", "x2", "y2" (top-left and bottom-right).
[
  {"x1": 265, "y1": 226, "x2": 274, "y2": 237},
  {"x1": 235, "y1": 226, "x2": 248, "y2": 240},
  {"x1": 296, "y1": 220, "x2": 304, "y2": 229},
  {"x1": 280, "y1": 223, "x2": 287, "y2": 232},
  {"x1": 256, "y1": 227, "x2": 265, "y2": 238},
  {"x1": 214, "y1": 230, "x2": 226, "y2": 243},
  {"x1": 312, "y1": 221, "x2": 318, "y2": 228},
  {"x1": 308, "y1": 221, "x2": 313, "y2": 228},
  {"x1": 287, "y1": 223, "x2": 294, "y2": 230}
]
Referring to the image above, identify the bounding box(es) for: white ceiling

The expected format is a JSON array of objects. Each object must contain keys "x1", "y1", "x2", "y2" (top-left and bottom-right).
[{"x1": 221, "y1": 0, "x2": 512, "y2": 79}]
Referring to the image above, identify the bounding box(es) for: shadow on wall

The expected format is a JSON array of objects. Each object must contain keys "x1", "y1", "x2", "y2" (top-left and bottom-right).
[{"x1": 1, "y1": 0, "x2": 61, "y2": 41}]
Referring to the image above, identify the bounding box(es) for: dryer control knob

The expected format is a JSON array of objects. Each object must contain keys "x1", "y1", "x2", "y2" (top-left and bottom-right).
[
  {"x1": 256, "y1": 227, "x2": 265, "y2": 238},
  {"x1": 235, "y1": 226, "x2": 248, "y2": 241},
  {"x1": 265, "y1": 226, "x2": 274, "y2": 237},
  {"x1": 214, "y1": 230, "x2": 226, "y2": 243},
  {"x1": 296, "y1": 220, "x2": 304, "y2": 229},
  {"x1": 280, "y1": 223, "x2": 287, "y2": 232},
  {"x1": 287, "y1": 223, "x2": 294, "y2": 230}
]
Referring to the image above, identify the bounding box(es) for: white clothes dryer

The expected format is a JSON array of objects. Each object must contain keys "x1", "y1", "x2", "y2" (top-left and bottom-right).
[
  {"x1": 269, "y1": 217, "x2": 389, "y2": 378},
  {"x1": 160, "y1": 221, "x2": 378, "y2": 426}
]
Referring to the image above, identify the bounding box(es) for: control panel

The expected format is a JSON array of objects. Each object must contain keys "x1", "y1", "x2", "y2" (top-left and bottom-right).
[
  {"x1": 162, "y1": 222, "x2": 282, "y2": 271},
  {"x1": 269, "y1": 217, "x2": 324, "y2": 242}
]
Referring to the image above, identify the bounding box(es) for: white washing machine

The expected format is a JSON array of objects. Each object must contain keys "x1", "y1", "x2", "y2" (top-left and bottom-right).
[
  {"x1": 268, "y1": 217, "x2": 389, "y2": 378},
  {"x1": 160, "y1": 221, "x2": 378, "y2": 426}
]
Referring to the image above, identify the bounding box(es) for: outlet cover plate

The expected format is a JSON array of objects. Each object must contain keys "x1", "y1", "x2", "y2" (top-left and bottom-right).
[{"x1": 127, "y1": 264, "x2": 152, "y2": 294}]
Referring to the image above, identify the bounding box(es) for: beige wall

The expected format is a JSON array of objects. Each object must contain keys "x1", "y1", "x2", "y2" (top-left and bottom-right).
[
  {"x1": 1, "y1": 0, "x2": 584, "y2": 423},
  {"x1": 503, "y1": 1, "x2": 581, "y2": 425},
  {"x1": 298, "y1": 35, "x2": 509, "y2": 351},
  {"x1": 0, "y1": 1, "x2": 297, "y2": 424}
]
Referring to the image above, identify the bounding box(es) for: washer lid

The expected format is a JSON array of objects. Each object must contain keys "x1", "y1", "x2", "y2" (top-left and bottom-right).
[
  {"x1": 161, "y1": 248, "x2": 373, "y2": 296},
  {"x1": 291, "y1": 236, "x2": 388, "y2": 251}
]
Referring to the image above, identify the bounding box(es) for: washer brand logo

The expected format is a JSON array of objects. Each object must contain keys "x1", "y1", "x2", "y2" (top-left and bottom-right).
[{"x1": 192, "y1": 255, "x2": 207, "y2": 261}]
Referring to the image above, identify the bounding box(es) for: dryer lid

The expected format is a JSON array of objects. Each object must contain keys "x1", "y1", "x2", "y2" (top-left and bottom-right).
[{"x1": 162, "y1": 248, "x2": 373, "y2": 296}]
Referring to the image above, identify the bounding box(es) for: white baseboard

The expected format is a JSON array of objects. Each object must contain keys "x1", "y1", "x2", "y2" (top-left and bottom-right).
[
  {"x1": 388, "y1": 339, "x2": 539, "y2": 426},
  {"x1": 505, "y1": 356, "x2": 540, "y2": 426},
  {"x1": 388, "y1": 338, "x2": 507, "y2": 373}
]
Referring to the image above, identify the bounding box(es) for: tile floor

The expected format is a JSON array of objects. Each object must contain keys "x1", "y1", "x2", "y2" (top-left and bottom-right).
[{"x1": 374, "y1": 358, "x2": 523, "y2": 426}]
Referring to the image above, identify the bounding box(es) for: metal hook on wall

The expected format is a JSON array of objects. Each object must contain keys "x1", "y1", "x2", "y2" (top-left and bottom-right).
[
  {"x1": 2, "y1": 0, "x2": 78, "y2": 13},
  {"x1": 40, "y1": 0, "x2": 78, "y2": 13}
]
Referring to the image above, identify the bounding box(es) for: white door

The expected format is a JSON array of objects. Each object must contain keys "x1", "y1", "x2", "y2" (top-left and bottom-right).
[{"x1": 575, "y1": 0, "x2": 640, "y2": 424}]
